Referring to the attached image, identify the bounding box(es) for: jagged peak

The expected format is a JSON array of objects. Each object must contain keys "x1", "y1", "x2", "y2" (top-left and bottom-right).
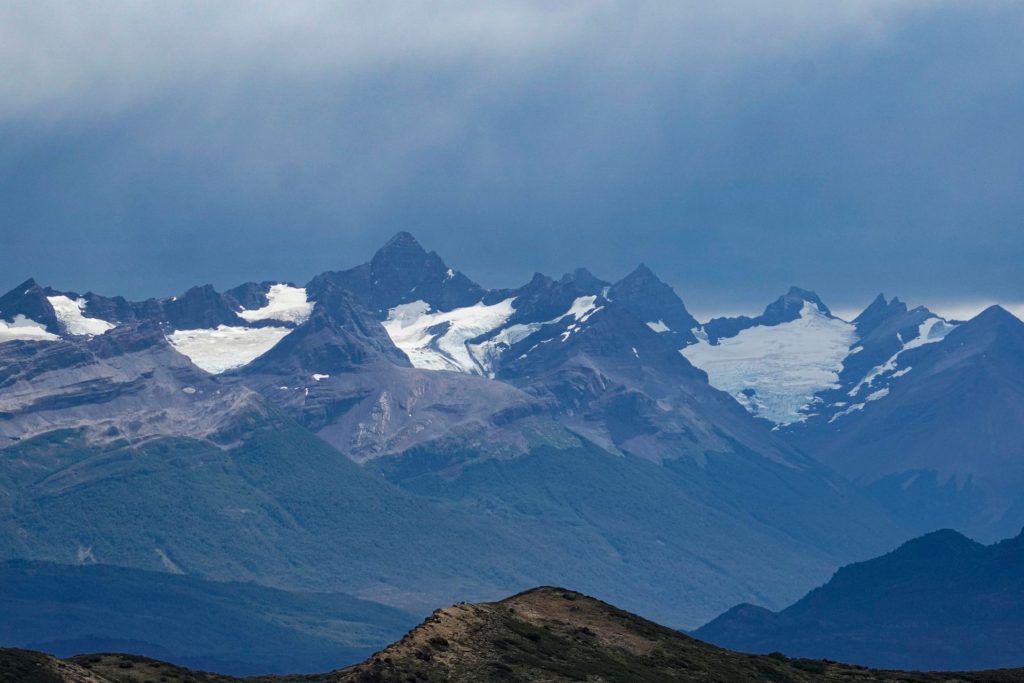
[
  {"x1": 374, "y1": 231, "x2": 427, "y2": 259},
  {"x1": 0, "y1": 278, "x2": 47, "y2": 301},
  {"x1": 942, "y1": 305, "x2": 1024, "y2": 347},
  {"x1": 785, "y1": 285, "x2": 824, "y2": 303},
  {"x1": 972, "y1": 304, "x2": 1022, "y2": 325},
  {"x1": 615, "y1": 263, "x2": 667, "y2": 288},
  {"x1": 14, "y1": 277, "x2": 41, "y2": 292},
  {"x1": 761, "y1": 286, "x2": 831, "y2": 322},
  {"x1": 559, "y1": 267, "x2": 608, "y2": 293},
  {"x1": 629, "y1": 262, "x2": 656, "y2": 278},
  {"x1": 525, "y1": 272, "x2": 555, "y2": 287},
  {"x1": 172, "y1": 283, "x2": 223, "y2": 300},
  {"x1": 854, "y1": 293, "x2": 910, "y2": 327},
  {"x1": 612, "y1": 264, "x2": 669, "y2": 291},
  {"x1": 0, "y1": 277, "x2": 63, "y2": 329}
]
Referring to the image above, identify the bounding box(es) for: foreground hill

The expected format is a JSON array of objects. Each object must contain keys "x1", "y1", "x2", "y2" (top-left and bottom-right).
[
  {"x1": 695, "y1": 528, "x2": 1024, "y2": 671},
  {"x1": 5, "y1": 587, "x2": 1024, "y2": 683}
]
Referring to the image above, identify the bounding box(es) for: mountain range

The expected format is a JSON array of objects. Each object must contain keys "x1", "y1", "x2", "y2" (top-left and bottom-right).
[
  {"x1": 0, "y1": 559, "x2": 416, "y2": 675},
  {"x1": 2, "y1": 231, "x2": 1023, "y2": 672}
]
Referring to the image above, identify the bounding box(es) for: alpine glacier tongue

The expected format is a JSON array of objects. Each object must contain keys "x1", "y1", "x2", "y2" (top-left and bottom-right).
[
  {"x1": 167, "y1": 324, "x2": 293, "y2": 373},
  {"x1": 683, "y1": 301, "x2": 856, "y2": 425},
  {"x1": 0, "y1": 314, "x2": 59, "y2": 342},
  {"x1": 47, "y1": 294, "x2": 116, "y2": 336}
]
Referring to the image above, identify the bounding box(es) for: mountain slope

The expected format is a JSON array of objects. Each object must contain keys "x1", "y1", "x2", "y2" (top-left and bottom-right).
[
  {"x1": 373, "y1": 436, "x2": 902, "y2": 628},
  {"x1": 0, "y1": 408, "x2": 607, "y2": 616},
  {"x1": 233, "y1": 280, "x2": 548, "y2": 464},
  {"x1": 786, "y1": 305, "x2": 1024, "y2": 540},
  {"x1": 0, "y1": 320, "x2": 257, "y2": 449},
  {"x1": 695, "y1": 528, "x2": 1024, "y2": 671}
]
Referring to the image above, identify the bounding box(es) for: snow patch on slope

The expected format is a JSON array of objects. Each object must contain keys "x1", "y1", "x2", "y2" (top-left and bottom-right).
[
  {"x1": 830, "y1": 385, "x2": 891, "y2": 423},
  {"x1": 469, "y1": 321, "x2": 543, "y2": 373},
  {"x1": 0, "y1": 315, "x2": 59, "y2": 343},
  {"x1": 167, "y1": 325, "x2": 292, "y2": 374},
  {"x1": 682, "y1": 302, "x2": 856, "y2": 425},
  {"x1": 47, "y1": 295, "x2": 116, "y2": 336},
  {"x1": 382, "y1": 298, "x2": 516, "y2": 374},
  {"x1": 384, "y1": 295, "x2": 604, "y2": 375},
  {"x1": 559, "y1": 295, "x2": 602, "y2": 341},
  {"x1": 849, "y1": 317, "x2": 955, "y2": 397},
  {"x1": 237, "y1": 284, "x2": 314, "y2": 325}
]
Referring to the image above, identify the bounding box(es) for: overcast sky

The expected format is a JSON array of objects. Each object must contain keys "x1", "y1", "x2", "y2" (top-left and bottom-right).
[{"x1": 1, "y1": 1, "x2": 1022, "y2": 320}]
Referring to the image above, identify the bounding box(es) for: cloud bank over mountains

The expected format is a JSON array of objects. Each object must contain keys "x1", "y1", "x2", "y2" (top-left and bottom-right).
[{"x1": 1, "y1": 1, "x2": 1021, "y2": 315}]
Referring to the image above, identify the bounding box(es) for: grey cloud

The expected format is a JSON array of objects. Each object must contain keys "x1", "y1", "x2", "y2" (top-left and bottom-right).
[{"x1": 0, "y1": 1, "x2": 1022, "y2": 316}]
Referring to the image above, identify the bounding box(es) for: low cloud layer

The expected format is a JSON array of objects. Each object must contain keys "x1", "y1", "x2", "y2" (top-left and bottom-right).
[{"x1": 1, "y1": 1, "x2": 1021, "y2": 317}]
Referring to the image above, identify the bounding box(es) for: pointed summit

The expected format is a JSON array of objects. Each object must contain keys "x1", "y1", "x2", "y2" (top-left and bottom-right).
[
  {"x1": 701, "y1": 286, "x2": 835, "y2": 345},
  {"x1": 972, "y1": 304, "x2": 1022, "y2": 326},
  {"x1": 854, "y1": 293, "x2": 912, "y2": 335},
  {"x1": 940, "y1": 304, "x2": 1024, "y2": 355},
  {"x1": 161, "y1": 284, "x2": 244, "y2": 330},
  {"x1": 558, "y1": 267, "x2": 608, "y2": 295},
  {"x1": 761, "y1": 286, "x2": 831, "y2": 325},
  {"x1": 0, "y1": 277, "x2": 61, "y2": 332},
  {"x1": 624, "y1": 263, "x2": 658, "y2": 282},
  {"x1": 14, "y1": 277, "x2": 39, "y2": 291},
  {"x1": 609, "y1": 264, "x2": 698, "y2": 342},
  {"x1": 310, "y1": 232, "x2": 486, "y2": 316},
  {"x1": 373, "y1": 231, "x2": 427, "y2": 263},
  {"x1": 856, "y1": 293, "x2": 892, "y2": 321}
]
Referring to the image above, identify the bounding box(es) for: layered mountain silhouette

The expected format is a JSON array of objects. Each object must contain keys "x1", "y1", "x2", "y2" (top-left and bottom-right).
[
  {"x1": 0, "y1": 560, "x2": 416, "y2": 675},
  {"x1": 695, "y1": 527, "x2": 1024, "y2": 671}
]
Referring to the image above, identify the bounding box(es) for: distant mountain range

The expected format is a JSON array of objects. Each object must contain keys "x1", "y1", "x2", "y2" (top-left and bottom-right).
[
  {"x1": 695, "y1": 527, "x2": 1024, "y2": 671},
  {"x1": 2, "y1": 231, "x2": 1023, "y2": 671},
  {"x1": 0, "y1": 560, "x2": 415, "y2": 675},
  {"x1": 5, "y1": 587, "x2": 1024, "y2": 683}
]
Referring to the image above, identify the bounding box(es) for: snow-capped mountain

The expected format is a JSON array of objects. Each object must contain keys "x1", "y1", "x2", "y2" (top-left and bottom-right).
[
  {"x1": 0, "y1": 232, "x2": 911, "y2": 629},
  {"x1": 4, "y1": 230, "x2": 1023, "y2": 625},
  {"x1": 683, "y1": 289, "x2": 857, "y2": 425},
  {"x1": 681, "y1": 288, "x2": 957, "y2": 427},
  {"x1": 787, "y1": 304, "x2": 1024, "y2": 540},
  {"x1": 807, "y1": 294, "x2": 956, "y2": 426},
  {"x1": 681, "y1": 284, "x2": 1024, "y2": 539}
]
